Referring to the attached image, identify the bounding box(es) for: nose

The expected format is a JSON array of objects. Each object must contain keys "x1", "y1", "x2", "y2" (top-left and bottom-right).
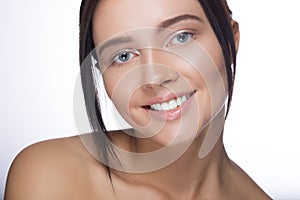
[{"x1": 140, "y1": 49, "x2": 179, "y2": 90}]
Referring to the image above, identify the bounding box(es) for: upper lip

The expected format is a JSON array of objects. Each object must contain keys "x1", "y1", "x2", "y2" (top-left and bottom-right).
[{"x1": 142, "y1": 90, "x2": 196, "y2": 107}]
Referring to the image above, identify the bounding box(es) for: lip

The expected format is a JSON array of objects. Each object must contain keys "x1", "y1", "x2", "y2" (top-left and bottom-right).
[
  {"x1": 142, "y1": 90, "x2": 196, "y2": 121},
  {"x1": 143, "y1": 91, "x2": 195, "y2": 106}
]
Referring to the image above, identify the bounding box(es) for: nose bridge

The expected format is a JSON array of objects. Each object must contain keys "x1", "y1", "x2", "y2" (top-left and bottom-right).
[{"x1": 140, "y1": 49, "x2": 178, "y2": 87}]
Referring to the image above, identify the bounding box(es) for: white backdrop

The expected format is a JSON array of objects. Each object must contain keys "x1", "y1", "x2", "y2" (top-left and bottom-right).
[{"x1": 0, "y1": 0, "x2": 299, "y2": 199}]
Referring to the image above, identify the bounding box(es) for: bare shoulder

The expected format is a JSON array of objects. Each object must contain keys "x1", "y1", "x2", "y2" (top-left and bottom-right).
[{"x1": 5, "y1": 135, "x2": 115, "y2": 200}]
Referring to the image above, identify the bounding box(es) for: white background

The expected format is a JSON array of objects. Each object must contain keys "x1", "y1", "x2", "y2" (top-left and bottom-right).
[{"x1": 0, "y1": 0, "x2": 299, "y2": 199}]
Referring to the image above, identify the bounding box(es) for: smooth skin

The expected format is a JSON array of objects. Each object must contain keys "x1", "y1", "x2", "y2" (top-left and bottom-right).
[{"x1": 5, "y1": 0, "x2": 272, "y2": 199}]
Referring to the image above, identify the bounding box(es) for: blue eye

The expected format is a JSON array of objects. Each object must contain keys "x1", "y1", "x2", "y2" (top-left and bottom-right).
[
  {"x1": 112, "y1": 50, "x2": 139, "y2": 64},
  {"x1": 168, "y1": 31, "x2": 194, "y2": 46}
]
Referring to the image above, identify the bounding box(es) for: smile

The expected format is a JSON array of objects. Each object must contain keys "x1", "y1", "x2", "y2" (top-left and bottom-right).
[
  {"x1": 149, "y1": 92, "x2": 194, "y2": 111},
  {"x1": 143, "y1": 91, "x2": 196, "y2": 112},
  {"x1": 142, "y1": 91, "x2": 196, "y2": 121}
]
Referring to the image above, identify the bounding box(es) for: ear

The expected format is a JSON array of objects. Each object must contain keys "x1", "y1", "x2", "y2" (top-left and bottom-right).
[{"x1": 231, "y1": 20, "x2": 240, "y2": 53}]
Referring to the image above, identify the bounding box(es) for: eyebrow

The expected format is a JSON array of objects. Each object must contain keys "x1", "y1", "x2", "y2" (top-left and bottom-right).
[
  {"x1": 97, "y1": 14, "x2": 203, "y2": 55},
  {"x1": 98, "y1": 36, "x2": 133, "y2": 56},
  {"x1": 158, "y1": 14, "x2": 203, "y2": 30}
]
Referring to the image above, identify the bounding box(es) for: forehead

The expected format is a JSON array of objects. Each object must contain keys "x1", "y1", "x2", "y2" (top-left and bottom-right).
[{"x1": 92, "y1": 0, "x2": 206, "y2": 43}]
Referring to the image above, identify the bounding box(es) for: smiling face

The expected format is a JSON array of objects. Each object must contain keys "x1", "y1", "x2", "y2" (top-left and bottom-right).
[{"x1": 92, "y1": 0, "x2": 228, "y2": 146}]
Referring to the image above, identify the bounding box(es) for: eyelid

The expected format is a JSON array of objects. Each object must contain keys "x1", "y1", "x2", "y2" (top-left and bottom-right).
[
  {"x1": 164, "y1": 29, "x2": 197, "y2": 47},
  {"x1": 111, "y1": 48, "x2": 139, "y2": 61},
  {"x1": 110, "y1": 48, "x2": 140, "y2": 66}
]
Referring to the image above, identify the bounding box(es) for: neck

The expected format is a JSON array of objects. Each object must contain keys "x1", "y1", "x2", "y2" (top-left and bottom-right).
[
  {"x1": 116, "y1": 109, "x2": 233, "y2": 199},
  {"x1": 141, "y1": 136, "x2": 231, "y2": 198}
]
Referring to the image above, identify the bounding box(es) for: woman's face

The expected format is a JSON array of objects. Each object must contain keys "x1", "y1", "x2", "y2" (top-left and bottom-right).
[{"x1": 92, "y1": 0, "x2": 227, "y2": 146}]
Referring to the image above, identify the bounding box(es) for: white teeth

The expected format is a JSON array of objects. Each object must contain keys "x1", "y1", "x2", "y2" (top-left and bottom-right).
[
  {"x1": 169, "y1": 100, "x2": 177, "y2": 110},
  {"x1": 152, "y1": 104, "x2": 158, "y2": 110},
  {"x1": 176, "y1": 98, "x2": 182, "y2": 106},
  {"x1": 182, "y1": 95, "x2": 187, "y2": 102},
  {"x1": 149, "y1": 92, "x2": 193, "y2": 111},
  {"x1": 156, "y1": 104, "x2": 162, "y2": 111},
  {"x1": 161, "y1": 102, "x2": 169, "y2": 111}
]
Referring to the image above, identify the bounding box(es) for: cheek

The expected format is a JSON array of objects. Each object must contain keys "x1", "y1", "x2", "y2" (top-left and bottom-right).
[
  {"x1": 200, "y1": 33, "x2": 228, "y2": 90},
  {"x1": 102, "y1": 67, "x2": 150, "y2": 127},
  {"x1": 181, "y1": 34, "x2": 227, "y2": 122},
  {"x1": 102, "y1": 68, "x2": 125, "y2": 98},
  {"x1": 102, "y1": 69, "x2": 130, "y2": 117}
]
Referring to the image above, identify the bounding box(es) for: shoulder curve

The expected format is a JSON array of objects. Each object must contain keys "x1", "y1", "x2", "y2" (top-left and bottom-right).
[
  {"x1": 4, "y1": 136, "x2": 112, "y2": 200},
  {"x1": 8, "y1": 136, "x2": 90, "y2": 171}
]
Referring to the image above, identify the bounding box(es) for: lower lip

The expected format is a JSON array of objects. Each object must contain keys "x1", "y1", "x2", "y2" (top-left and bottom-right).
[{"x1": 146, "y1": 93, "x2": 195, "y2": 122}]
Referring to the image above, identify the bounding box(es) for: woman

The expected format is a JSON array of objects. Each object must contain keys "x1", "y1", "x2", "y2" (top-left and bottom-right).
[{"x1": 5, "y1": 0, "x2": 272, "y2": 199}]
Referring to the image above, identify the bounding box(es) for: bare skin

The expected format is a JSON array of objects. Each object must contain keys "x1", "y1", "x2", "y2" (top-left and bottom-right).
[
  {"x1": 5, "y1": 134, "x2": 271, "y2": 199},
  {"x1": 5, "y1": 0, "x2": 272, "y2": 199}
]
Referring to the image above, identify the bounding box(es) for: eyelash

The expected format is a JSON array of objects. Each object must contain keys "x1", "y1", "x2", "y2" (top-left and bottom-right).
[
  {"x1": 110, "y1": 29, "x2": 197, "y2": 66},
  {"x1": 111, "y1": 49, "x2": 140, "y2": 67},
  {"x1": 166, "y1": 30, "x2": 196, "y2": 47}
]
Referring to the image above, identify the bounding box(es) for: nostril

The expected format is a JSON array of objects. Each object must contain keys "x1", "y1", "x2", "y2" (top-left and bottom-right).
[{"x1": 142, "y1": 83, "x2": 155, "y2": 90}]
